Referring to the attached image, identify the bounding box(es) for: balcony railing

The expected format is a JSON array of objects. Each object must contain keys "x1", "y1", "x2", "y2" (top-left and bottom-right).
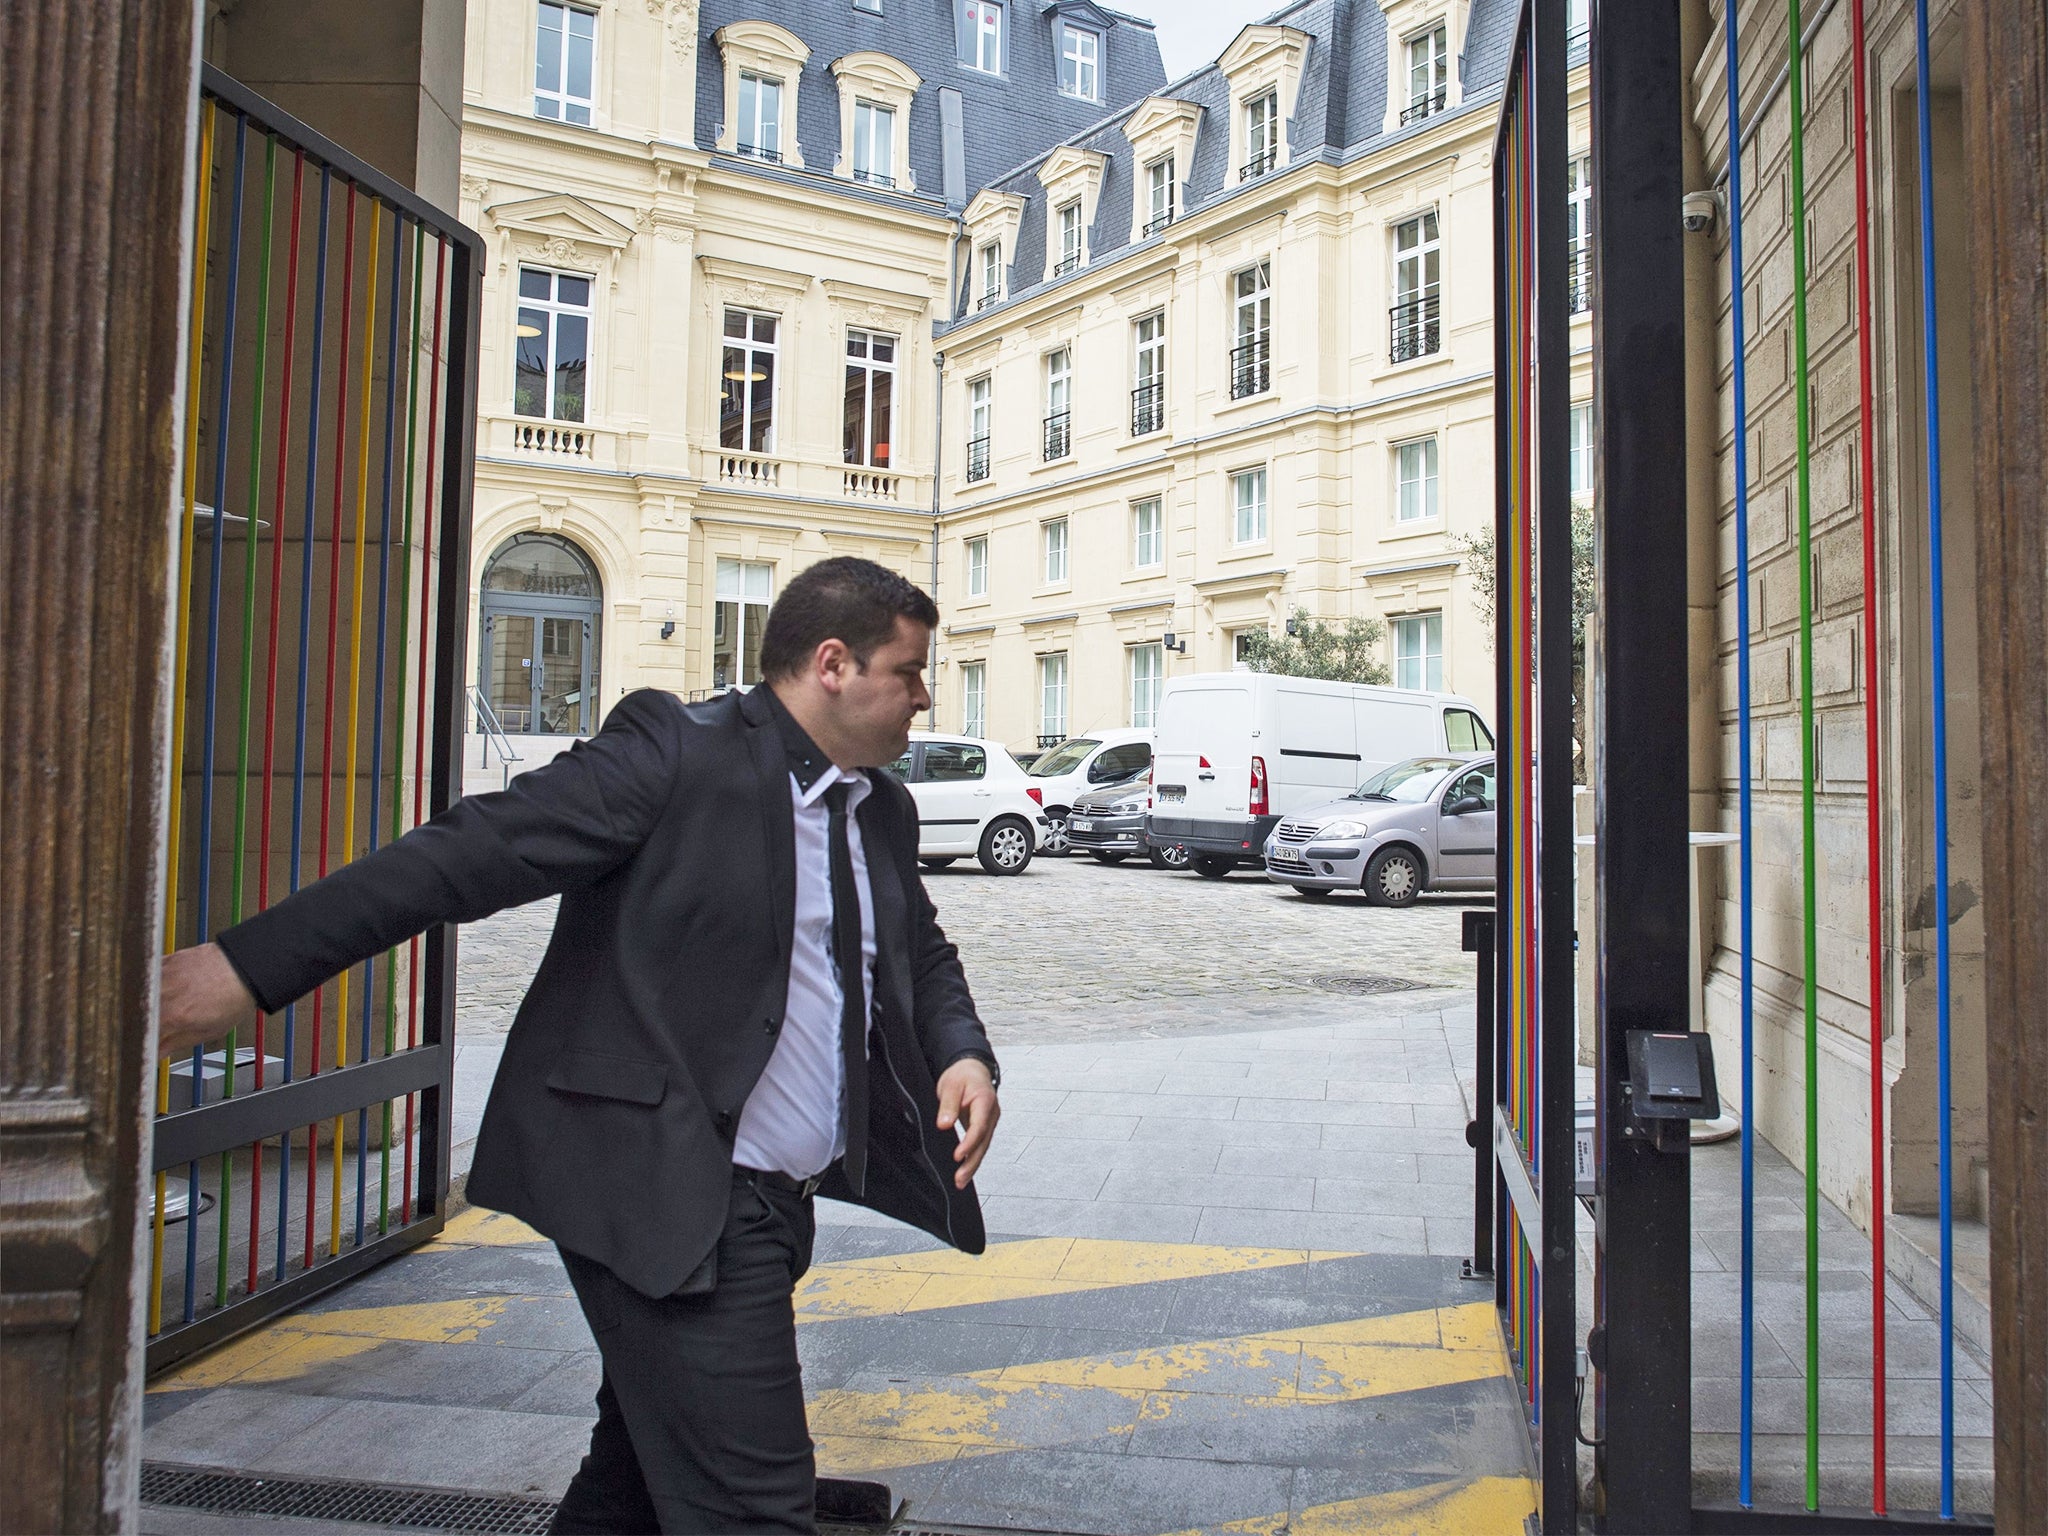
[
  {"x1": 842, "y1": 468, "x2": 901, "y2": 502},
  {"x1": 717, "y1": 449, "x2": 783, "y2": 488},
  {"x1": 1042, "y1": 410, "x2": 1071, "y2": 461},
  {"x1": 1390, "y1": 292, "x2": 1441, "y2": 363},
  {"x1": 1568, "y1": 237, "x2": 1592, "y2": 315},
  {"x1": 1143, "y1": 210, "x2": 1175, "y2": 238},
  {"x1": 1400, "y1": 88, "x2": 1447, "y2": 126},
  {"x1": 976, "y1": 291, "x2": 999, "y2": 312},
  {"x1": 1239, "y1": 148, "x2": 1278, "y2": 181},
  {"x1": 513, "y1": 421, "x2": 594, "y2": 458},
  {"x1": 1131, "y1": 380, "x2": 1164, "y2": 436},
  {"x1": 1230, "y1": 337, "x2": 1270, "y2": 399},
  {"x1": 1567, "y1": 22, "x2": 1590, "y2": 50},
  {"x1": 1053, "y1": 252, "x2": 1081, "y2": 276},
  {"x1": 852, "y1": 167, "x2": 897, "y2": 189},
  {"x1": 966, "y1": 433, "x2": 991, "y2": 483},
  {"x1": 737, "y1": 142, "x2": 782, "y2": 163}
]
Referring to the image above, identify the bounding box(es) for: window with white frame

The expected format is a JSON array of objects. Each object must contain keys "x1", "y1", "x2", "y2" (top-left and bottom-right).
[
  {"x1": 1404, "y1": 25, "x2": 1448, "y2": 122},
  {"x1": 853, "y1": 101, "x2": 897, "y2": 186},
  {"x1": 1129, "y1": 643, "x2": 1163, "y2": 728},
  {"x1": 535, "y1": 2, "x2": 596, "y2": 125},
  {"x1": 843, "y1": 329, "x2": 896, "y2": 467},
  {"x1": 1145, "y1": 157, "x2": 1175, "y2": 234},
  {"x1": 1232, "y1": 260, "x2": 1272, "y2": 398},
  {"x1": 1232, "y1": 467, "x2": 1268, "y2": 545},
  {"x1": 961, "y1": 661, "x2": 986, "y2": 737},
  {"x1": 1055, "y1": 201, "x2": 1083, "y2": 273},
  {"x1": 966, "y1": 376, "x2": 992, "y2": 482},
  {"x1": 1060, "y1": 24, "x2": 1100, "y2": 100},
  {"x1": 1393, "y1": 612, "x2": 1444, "y2": 691},
  {"x1": 1243, "y1": 90, "x2": 1278, "y2": 178},
  {"x1": 1043, "y1": 347, "x2": 1072, "y2": 460},
  {"x1": 966, "y1": 535, "x2": 989, "y2": 597},
  {"x1": 977, "y1": 242, "x2": 1002, "y2": 309},
  {"x1": 1566, "y1": 155, "x2": 1593, "y2": 313},
  {"x1": 1132, "y1": 496, "x2": 1164, "y2": 568},
  {"x1": 1391, "y1": 210, "x2": 1442, "y2": 361},
  {"x1": 719, "y1": 308, "x2": 778, "y2": 452},
  {"x1": 713, "y1": 559, "x2": 774, "y2": 689},
  {"x1": 737, "y1": 72, "x2": 783, "y2": 159},
  {"x1": 515, "y1": 268, "x2": 591, "y2": 422},
  {"x1": 1395, "y1": 437, "x2": 1439, "y2": 522},
  {"x1": 1233, "y1": 630, "x2": 1258, "y2": 665},
  {"x1": 1569, "y1": 402, "x2": 1594, "y2": 502},
  {"x1": 1132, "y1": 312, "x2": 1166, "y2": 435},
  {"x1": 1042, "y1": 517, "x2": 1069, "y2": 585},
  {"x1": 1038, "y1": 652, "x2": 1068, "y2": 740},
  {"x1": 961, "y1": 0, "x2": 1003, "y2": 72}
]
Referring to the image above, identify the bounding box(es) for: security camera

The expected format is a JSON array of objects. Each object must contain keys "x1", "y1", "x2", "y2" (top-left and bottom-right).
[{"x1": 1681, "y1": 190, "x2": 1721, "y2": 234}]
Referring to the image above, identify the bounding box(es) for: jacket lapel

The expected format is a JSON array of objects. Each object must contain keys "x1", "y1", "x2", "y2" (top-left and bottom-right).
[
  {"x1": 739, "y1": 689, "x2": 796, "y2": 960},
  {"x1": 857, "y1": 789, "x2": 911, "y2": 1021}
]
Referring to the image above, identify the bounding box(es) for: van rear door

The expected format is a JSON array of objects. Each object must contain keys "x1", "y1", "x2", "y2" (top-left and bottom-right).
[{"x1": 1155, "y1": 680, "x2": 1252, "y2": 824}]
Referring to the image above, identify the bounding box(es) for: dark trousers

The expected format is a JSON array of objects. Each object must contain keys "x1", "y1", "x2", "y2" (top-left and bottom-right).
[{"x1": 550, "y1": 1169, "x2": 818, "y2": 1535}]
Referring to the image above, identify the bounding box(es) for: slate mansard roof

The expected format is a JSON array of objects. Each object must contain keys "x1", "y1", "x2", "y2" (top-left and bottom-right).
[
  {"x1": 693, "y1": 0, "x2": 1167, "y2": 207},
  {"x1": 949, "y1": 0, "x2": 1524, "y2": 324}
]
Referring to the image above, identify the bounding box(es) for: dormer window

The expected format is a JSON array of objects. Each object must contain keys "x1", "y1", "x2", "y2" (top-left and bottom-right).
[
  {"x1": 961, "y1": 1, "x2": 1004, "y2": 73},
  {"x1": 535, "y1": 2, "x2": 596, "y2": 125},
  {"x1": 1059, "y1": 24, "x2": 1100, "y2": 101},
  {"x1": 1054, "y1": 202, "x2": 1083, "y2": 275},
  {"x1": 853, "y1": 102, "x2": 897, "y2": 186},
  {"x1": 1144, "y1": 158, "x2": 1175, "y2": 236},
  {"x1": 1242, "y1": 91, "x2": 1278, "y2": 180},
  {"x1": 1403, "y1": 25, "x2": 1448, "y2": 124},
  {"x1": 737, "y1": 73, "x2": 783, "y2": 160},
  {"x1": 978, "y1": 242, "x2": 1003, "y2": 309}
]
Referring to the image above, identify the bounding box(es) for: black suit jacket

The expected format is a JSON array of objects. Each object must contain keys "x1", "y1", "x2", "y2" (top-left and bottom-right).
[{"x1": 217, "y1": 685, "x2": 995, "y2": 1297}]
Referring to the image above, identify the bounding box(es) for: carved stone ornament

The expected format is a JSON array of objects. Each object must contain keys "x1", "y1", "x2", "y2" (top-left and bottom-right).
[
  {"x1": 539, "y1": 236, "x2": 580, "y2": 264},
  {"x1": 646, "y1": 0, "x2": 700, "y2": 63},
  {"x1": 461, "y1": 174, "x2": 489, "y2": 202}
]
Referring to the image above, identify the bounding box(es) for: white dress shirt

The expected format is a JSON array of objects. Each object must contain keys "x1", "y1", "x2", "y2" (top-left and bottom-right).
[{"x1": 731, "y1": 765, "x2": 878, "y2": 1180}]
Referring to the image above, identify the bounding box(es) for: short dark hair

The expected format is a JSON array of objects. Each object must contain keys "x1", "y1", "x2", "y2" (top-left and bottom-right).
[{"x1": 758, "y1": 557, "x2": 939, "y2": 679}]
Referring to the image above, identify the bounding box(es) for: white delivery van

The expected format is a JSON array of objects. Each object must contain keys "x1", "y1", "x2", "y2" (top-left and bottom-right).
[{"x1": 1146, "y1": 673, "x2": 1493, "y2": 877}]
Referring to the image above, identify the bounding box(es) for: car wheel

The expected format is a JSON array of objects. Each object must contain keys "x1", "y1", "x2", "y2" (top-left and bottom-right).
[
  {"x1": 1363, "y1": 846, "x2": 1424, "y2": 907},
  {"x1": 1149, "y1": 842, "x2": 1192, "y2": 871},
  {"x1": 1091, "y1": 851, "x2": 1129, "y2": 865},
  {"x1": 977, "y1": 817, "x2": 1033, "y2": 876},
  {"x1": 1040, "y1": 811, "x2": 1072, "y2": 856},
  {"x1": 919, "y1": 857, "x2": 957, "y2": 871},
  {"x1": 1192, "y1": 855, "x2": 1236, "y2": 880}
]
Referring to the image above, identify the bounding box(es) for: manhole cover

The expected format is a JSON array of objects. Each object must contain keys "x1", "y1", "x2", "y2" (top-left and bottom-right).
[{"x1": 1311, "y1": 974, "x2": 1428, "y2": 995}]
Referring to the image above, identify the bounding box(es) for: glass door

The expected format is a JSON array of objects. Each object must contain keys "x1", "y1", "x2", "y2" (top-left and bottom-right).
[
  {"x1": 486, "y1": 613, "x2": 538, "y2": 733},
  {"x1": 537, "y1": 616, "x2": 590, "y2": 734}
]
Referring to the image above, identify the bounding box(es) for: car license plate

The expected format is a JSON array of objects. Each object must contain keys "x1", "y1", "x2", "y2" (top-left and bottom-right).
[
  {"x1": 1270, "y1": 846, "x2": 1305, "y2": 865},
  {"x1": 1070, "y1": 818, "x2": 1093, "y2": 832},
  {"x1": 1157, "y1": 786, "x2": 1185, "y2": 804}
]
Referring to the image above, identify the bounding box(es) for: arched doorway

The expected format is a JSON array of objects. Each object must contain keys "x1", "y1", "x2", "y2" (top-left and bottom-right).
[{"x1": 479, "y1": 531, "x2": 602, "y2": 735}]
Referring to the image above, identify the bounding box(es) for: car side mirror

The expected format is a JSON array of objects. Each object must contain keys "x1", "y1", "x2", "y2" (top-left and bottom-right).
[{"x1": 1445, "y1": 794, "x2": 1485, "y2": 816}]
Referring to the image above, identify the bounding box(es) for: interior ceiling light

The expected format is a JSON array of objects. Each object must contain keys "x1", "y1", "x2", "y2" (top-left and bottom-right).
[{"x1": 515, "y1": 322, "x2": 544, "y2": 338}]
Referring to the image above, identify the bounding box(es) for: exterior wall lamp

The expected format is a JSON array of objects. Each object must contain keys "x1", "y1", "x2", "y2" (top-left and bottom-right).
[{"x1": 1162, "y1": 631, "x2": 1187, "y2": 654}]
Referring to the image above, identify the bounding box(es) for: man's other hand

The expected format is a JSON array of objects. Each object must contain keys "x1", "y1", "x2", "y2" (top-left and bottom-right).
[
  {"x1": 934, "y1": 1057, "x2": 1000, "y2": 1189},
  {"x1": 159, "y1": 944, "x2": 258, "y2": 1058}
]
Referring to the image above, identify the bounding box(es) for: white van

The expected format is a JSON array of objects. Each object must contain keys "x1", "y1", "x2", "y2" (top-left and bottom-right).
[{"x1": 1146, "y1": 673, "x2": 1493, "y2": 877}]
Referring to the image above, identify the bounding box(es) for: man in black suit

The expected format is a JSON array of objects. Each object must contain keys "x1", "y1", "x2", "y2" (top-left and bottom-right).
[{"x1": 159, "y1": 558, "x2": 1003, "y2": 1534}]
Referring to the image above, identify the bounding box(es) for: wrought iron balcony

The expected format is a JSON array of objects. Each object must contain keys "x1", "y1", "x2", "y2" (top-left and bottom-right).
[
  {"x1": 1131, "y1": 381, "x2": 1165, "y2": 436},
  {"x1": 1053, "y1": 252, "x2": 1081, "y2": 276},
  {"x1": 1389, "y1": 293, "x2": 1441, "y2": 363},
  {"x1": 976, "y1": 291, "x2": 999, "y2": 312},
  {"x1": 1239, "y1": 148, "x2": 1277, "y2": 181},
  {"x1": 1230, "y1": 337, "x2": 1270, "y2": 399},
  {"x1": 1037, "y1": 733, "x2": 1064, "y2": 750},
  {"x1": 852, "y1": 168, "x2": 897, "y2": 189},
  {"x1": 737, "y1": 142, "x2": 782, "y2": 163},
  {"x1": 1568, "y1": 238, "x2": 1593, "y2": 315},
  {"x1": 1143, "y1": 210, "x2": 1175, "y2": 238},
  {"x1": 1400, "y1": 88, "x2": 1447, "y2": 126},
  {"x1": 966, "y1": 434, "x2": 991, "y2": 483},
  {"x1": 1042, "y1": 410, "x2": 1072, "y2": 461}
]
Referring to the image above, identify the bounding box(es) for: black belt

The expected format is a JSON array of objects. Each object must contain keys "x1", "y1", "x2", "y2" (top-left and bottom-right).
[{"x1": 736, "y1": 1163, "x2": 827, "y2": 1199}]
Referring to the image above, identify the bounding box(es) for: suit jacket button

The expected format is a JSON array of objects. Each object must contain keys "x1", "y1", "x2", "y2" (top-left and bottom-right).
[
  {"x1": 714, "y1": 1110, "x2": 734, "y2": 1136},
  {"x1": 765, "y1": 1017, "x2": 781, "y2": 1035}
]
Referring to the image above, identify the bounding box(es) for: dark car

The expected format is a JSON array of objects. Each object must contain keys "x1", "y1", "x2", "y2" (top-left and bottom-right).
[{"x1": 1067, "y1": 776, "x2": 1192, "y2": 870}]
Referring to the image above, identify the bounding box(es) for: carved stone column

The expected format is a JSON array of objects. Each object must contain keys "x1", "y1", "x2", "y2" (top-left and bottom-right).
[{"x1": 0, "y1": 0, "x2": 199, "y2": 1530}]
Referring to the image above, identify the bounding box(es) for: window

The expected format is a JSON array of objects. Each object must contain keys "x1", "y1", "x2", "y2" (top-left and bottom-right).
[
  {"x1": 856, "y1": 0, "x2": 883, "y2": 12},
  {"x1": 1055, "y1": 201, "x2": 1083, "y2": 275},
  {"x1": 1233, "y1": 630, "x2": 1258, "y2": 665},
  {"x1": 1393, "y1": 612, "x2": 1444, "y2": 691},
  {"x1": 535, "y1": 2, "x2": 596, "y2": 125},
  {"x1": 1396, "y1": 437, "x2": 1439, "y2": 522},
  {"x1": 961, "y1": 661, "x2": 986, "y2": 737},
  {"x1": 1403, "y1": 25, "x2": 1448, "y2": 123},
  {"x1": 1567, "y1": 154, "x2": 1593, "y2": 313},
  {"x1": 719, "y1": 308, "x2": 779, "y2": 452},
  {"x1": 1132, "y1": 312, "x2": 1166, "y2": 434},
  {"x1": 1569, "y1": 402, "x2": 1594, "y2": 502},
  {"x1": 1132, "y1": 497, "x2": 1164, "y2": 568},
  {"x1": 1145, "y1": 158, "x2": 1175, "y2": 236},
  {"x1": 853, "y1": 101, "x2": 896, "y2": 186},
  {"x1": 1567, "y1": 0, "x2": 1589, "y2": 46},
  {"x1": 1043, "y1": 347, "x2": 1072, "y2": 460},
  {"x1": 1232, "y1": 467, "x2": 1268, "y2": 545},
  {"x1": 1060, "y1": 24, "x2": 1100, "y2": 100},
  {"x1": 1242, "y1": 90, "x2": 1278, "y2": 179},
  {"x1": 713, "y1": 560, "x2": 773, "y2": 688},
  {"x1": 843, "y1": 329, "x2": 896, "y2": 467},
  {"x1": 1444, "y1": 707, "x2": 1492, "y2": 753},
  {"x1": 1129, "y1": 643, "x2": 1163, "y2": 727},
  {"x1": 965, "y1": 535, "x2": 989, "y2": 597},
  {"x1": 1038, "y1": 653, "x2": 1068, "y2": 741},
  {"x1": 515, "y1": 268, "x2": 591, "y2": 422},
  {"x1": 977, "y1": 242, "x2": 1002, "y2": 310},
  {"x1": 923, "y1": 742, "x2": 987, "y2": 780},
  {"x1": 962, "y1": 0, "x2": 1003, "y2": 73},
  {"x1": 1391, "y1": 211, "x2": 1441, "y2": 362},
  {"x1": 966, "y1": 376, "x2": 992, "y2": 482},
  {"x1": 737, "y1": 72, "x2": 783, "y2": 159},
  {"x1": 1042, "y1": 518, "x2": 1069, "y2": 585},
  {"x1": 1232, "y1": 261, "x2": 1271, "y2": 398}
]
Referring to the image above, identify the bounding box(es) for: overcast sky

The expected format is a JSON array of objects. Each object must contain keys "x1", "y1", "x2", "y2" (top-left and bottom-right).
[{"x1": 1115, "y1": 1, "x2": 1276, "y2": 83}]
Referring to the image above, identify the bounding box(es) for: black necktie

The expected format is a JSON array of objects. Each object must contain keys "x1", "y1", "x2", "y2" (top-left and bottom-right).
[{"x1": 822, "y1": 782, "x2": 870, "y2": 1194}]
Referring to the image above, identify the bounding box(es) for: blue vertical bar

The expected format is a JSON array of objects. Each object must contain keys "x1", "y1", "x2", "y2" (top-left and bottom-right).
[
  {"x1": 279, "y1": 166, "x2": 333, "y2": 1282},
  {"x1": 189, "y1": 111, "x2": 249, "y2": 1323},
  {"x1": 1911, "y1": 0, "x2": 1954, "y2": 1515},
  {"x1": 355, "y1": 204, "x2": 406, "y2": 1245}
]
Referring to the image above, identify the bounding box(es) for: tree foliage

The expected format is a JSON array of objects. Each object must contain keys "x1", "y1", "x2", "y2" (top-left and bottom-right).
[{"x1": 1238, "y1": 608, "x2": 1391, "y2": 685}]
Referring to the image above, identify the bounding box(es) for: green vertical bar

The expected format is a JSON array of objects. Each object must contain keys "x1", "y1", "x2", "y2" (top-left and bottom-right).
[{"x1": 219, "y1": 135, "x2": 278, "y2": 1305}]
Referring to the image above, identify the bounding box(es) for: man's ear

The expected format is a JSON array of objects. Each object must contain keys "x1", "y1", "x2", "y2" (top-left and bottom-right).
[{"x1": 815, "y1": 638, "x2": 853, "y2": 695}]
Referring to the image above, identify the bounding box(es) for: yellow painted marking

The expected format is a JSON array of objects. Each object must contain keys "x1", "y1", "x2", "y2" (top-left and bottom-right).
[
  {"x1": 1169, "y1": 1475, "x2": 1538, "y2": 1536},
  {"x1": 435, "y1": 1207, "x2": 546, "y2": 1247},
  {"x1": 149, "y1": 1295, "x2": 521, "y2": 1390}
]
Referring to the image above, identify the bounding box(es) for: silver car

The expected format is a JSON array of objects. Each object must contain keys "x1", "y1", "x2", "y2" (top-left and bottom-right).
[{"x1": 1262, "y1": 755, "x2": 1496, "y2": 906}]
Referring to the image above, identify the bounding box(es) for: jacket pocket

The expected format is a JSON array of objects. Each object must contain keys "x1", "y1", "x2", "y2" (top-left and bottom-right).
[{"x1": 544, "y1": 1048, "x2": 668, "y2": 1106}]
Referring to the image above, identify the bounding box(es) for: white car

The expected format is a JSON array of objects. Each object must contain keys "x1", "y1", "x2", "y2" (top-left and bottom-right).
[
  {"x1": 1022, "y1": 728, "x2": 1156, "y2": 856},
  {"x1": 883, "y1": 732, "x2": 1046, "y2": 875}
]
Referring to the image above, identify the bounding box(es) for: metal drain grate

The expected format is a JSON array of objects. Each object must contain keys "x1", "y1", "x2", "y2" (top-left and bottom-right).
[
  {"x1": 1311, "y1": 973, "x2": 1429, "y2": 995},
  {"x1": 141, "y1": 1463, "x2": 558, "y2": 1533}
]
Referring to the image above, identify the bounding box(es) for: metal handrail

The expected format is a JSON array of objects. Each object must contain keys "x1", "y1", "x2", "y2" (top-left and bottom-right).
[
  {"x1": 1401, "y1": 87, "x2": 1448, "y2": 126},
  {"x1": 468, "y1": 685, "x2": 524, "y2": 790},
  {"x1": 1042, "y1": 411, "x2": 1071, "y2": 461},
  {"x1": 1390, "y1": 292, "x2": 1441, "y2": 363},
  {"x1": 1131, "y1": 381, "x2": 1164, "y2": 436},
  {"x1": 1568, "y1": 238, "x2": 1593, "y2": 315},
  {"x1": 1239, "y1": 148, "x2": 1278, "y2": 181},
  {"x1": 1143, "y1": 210, "x2": 1175, "y2": 238},
  {"x1": 966, "y1": 434, "x2": 992, "y2": 483},
  {"x1": 1053, "y1": 252, "x2": 1081, "y2": 276},
  {"x1": 1230, "y1": 337, "x2": 1270, "y2": 399}
]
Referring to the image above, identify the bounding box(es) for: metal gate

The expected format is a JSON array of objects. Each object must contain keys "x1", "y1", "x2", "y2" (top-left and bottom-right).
[{"x1": 147, "y1": 66, "x2": 480, "y2": 1373}]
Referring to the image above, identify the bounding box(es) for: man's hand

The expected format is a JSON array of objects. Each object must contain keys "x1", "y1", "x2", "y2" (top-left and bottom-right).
[
  {"x1": 159, "y1": 944, "x2": 258, "y2": 1058},
  {"x1": 934, "y1": 1057, "x2": 1000, "y2": 1190}
]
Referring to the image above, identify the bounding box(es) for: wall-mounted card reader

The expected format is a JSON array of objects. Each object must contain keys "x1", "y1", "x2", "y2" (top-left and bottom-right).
[{"x1": 1623, "y1": 1030, "x2": 1720, "y2": 1152}]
